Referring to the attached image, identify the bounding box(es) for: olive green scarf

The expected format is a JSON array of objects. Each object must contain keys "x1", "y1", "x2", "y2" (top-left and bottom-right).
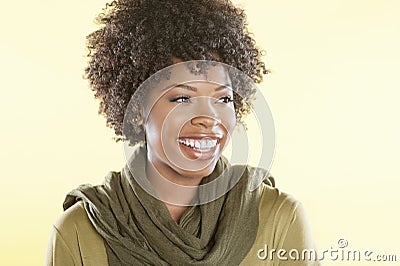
[{"x1": 64, "y1": 146, "x2": 274, "y2": 265}]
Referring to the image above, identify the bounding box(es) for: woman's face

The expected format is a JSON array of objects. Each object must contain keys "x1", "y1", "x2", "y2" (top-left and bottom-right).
[{"x1": 142, "y1": 62, "x2": 236, "y2": 180}]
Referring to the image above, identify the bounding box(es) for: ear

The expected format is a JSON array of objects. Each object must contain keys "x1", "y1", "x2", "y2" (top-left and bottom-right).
[
  {"x1": 132, "y1": 114, "x2": 144, "y2": 126},
  {"x1": 135, "y1": 109, "x2": 145, "y2": 126},
  {"x1": 136, "y1": 116, "x2": 144, "y2": 126}
]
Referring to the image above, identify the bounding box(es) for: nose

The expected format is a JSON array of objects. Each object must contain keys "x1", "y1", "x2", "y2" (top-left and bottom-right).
[
  {"x1": 190, "y1": 97, "x2": 222, "y2": 128},
  {"x1": 191, "y1": 115, "x2": 221, "y2": 128}
]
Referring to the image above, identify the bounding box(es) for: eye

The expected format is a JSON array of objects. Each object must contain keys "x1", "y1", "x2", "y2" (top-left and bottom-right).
[
  {"x1": 169, "y1": 95, "x2": 191, "y2": 104},
  {"x1": 216, "y1": 95, "x2": 233, "y2": 104}
]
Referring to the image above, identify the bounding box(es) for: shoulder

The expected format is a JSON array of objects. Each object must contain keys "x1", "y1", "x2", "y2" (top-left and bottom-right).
[
  {"x1": 241, "y1": 182, "x2": 318, "y2": 265},
  {"x1": 236, "y1": 164, "x2": 297, "y2": 215},
  {"x1": 230, "y1": 164, "x2": 298, "y2": 218},
  {"x1": 259, "y1": 182, "x2": 312, "y2": 235},
  {"x1": 54, "y1": 201, "x2": 106, "y2": 249},
  {"x1": 259, "y1": 183, "x2": 300, "y2": 215},
  {"x1": 258, "y1": 183, "x2": 316, "y2": 249},
  {"x1": 47, "y1": 202, "x2": 108, "y2": 265},
  {"x1": 233, "y1": 164, "x2": 304, "y2": 231},
  {"x1": 54, "y1": 201, "x2": 91, "y2": 234}
]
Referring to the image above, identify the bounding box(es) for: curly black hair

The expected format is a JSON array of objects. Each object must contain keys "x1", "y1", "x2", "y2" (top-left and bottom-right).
[{"x1": 85, "y1": 0, "x2": 269, "y2": 145}]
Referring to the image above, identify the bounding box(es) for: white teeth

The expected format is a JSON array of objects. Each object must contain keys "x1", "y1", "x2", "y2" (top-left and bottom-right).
[
  {"x1": 200, "y1": 139, "x2": 207, "y2": 149},
  {"x1": 194, "y1": 140, "x2": 200, "y2": 149},
  {"x1": 207, "y1": 139, "x2": 213, "y2": 148},
  {"x1": 178, "y1": 138, "x2": 218, "y2": 151}
]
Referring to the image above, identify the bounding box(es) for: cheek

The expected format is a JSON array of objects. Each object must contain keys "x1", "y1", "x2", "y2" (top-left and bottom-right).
[
  {"x1": 220, "y1": 107, "x2": 237, "y2": 133},
  {"x1": 144, "y1": 111, "x2": 165, "y2": 144},
  {"x1": 144, "y1": 99, "x2": 171, "y2": 133},
  {"x1": 145, "y1": 108, "x2": 183, "y2": 145}
]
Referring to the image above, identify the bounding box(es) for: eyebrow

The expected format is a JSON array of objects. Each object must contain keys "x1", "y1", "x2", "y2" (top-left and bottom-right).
[{"x1": 173, "y1": 83, "x2": 232, "y2": 92}]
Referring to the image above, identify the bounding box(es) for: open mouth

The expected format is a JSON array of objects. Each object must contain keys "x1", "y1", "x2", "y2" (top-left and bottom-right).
[{"x1": 177, "y1": 137, "x2": 221, "y2": 160}]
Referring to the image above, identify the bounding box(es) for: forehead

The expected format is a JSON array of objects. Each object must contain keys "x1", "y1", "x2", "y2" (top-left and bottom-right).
[
  {"x1": 146, "y1": 62, "x2": 232, "y2": 95},
  {"x1": 167, "y1": 62, "x2": 231, "y2": 85}
]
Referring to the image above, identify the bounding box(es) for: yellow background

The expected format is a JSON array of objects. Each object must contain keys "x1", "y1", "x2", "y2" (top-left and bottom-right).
[{"x1": 1, "y1": 0, "x2": 399, "y2": 265}]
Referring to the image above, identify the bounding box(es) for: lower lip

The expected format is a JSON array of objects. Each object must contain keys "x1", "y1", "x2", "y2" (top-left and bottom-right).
[{"x1": 178, "y1": 141, "x2": 220, "y2": 160}]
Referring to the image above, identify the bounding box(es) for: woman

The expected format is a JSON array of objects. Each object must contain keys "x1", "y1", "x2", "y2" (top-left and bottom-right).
[{"x1": 46, "y1": 0, "x2": 318, "y2": 265}]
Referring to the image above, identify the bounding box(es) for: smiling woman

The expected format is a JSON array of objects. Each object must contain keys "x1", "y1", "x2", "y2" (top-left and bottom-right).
[
  {"x1": 142, "y1": 62, "x2": 236, "y2": 183},
  {"x1": 46, "y1": 0, "x2": 318, "y2": 265}
]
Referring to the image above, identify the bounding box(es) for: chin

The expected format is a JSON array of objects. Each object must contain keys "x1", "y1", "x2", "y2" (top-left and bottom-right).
[{"x1": 173, "y1": 160, "x2": 218, "y2": 179}]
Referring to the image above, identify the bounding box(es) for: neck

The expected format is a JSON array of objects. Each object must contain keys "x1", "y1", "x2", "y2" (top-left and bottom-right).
[
  {"x1": 145, "y1": 157, "x2": 202, "y2": 204},
  {"x1": 145, "y1": 159, "x2": 204, "y2": 222}
]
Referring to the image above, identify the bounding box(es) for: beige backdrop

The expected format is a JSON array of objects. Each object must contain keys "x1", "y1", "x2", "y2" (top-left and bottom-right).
[{"x1": 1, "y1": 0, "x2": 399, "y2": 265}]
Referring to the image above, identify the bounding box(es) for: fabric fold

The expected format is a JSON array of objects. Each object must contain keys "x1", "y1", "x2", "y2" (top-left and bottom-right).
[{"x1": 64, "y1": 145, "x2": 274, "y2": 265}]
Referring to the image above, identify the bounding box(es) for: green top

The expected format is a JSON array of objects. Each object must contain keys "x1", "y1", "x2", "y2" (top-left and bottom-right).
[
  {"x1": 47, "y1": 184, "x2": 318, "y2": 265},
  {"x1": 46, "y1": 147, "x2": 318, "y2": 265}
]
